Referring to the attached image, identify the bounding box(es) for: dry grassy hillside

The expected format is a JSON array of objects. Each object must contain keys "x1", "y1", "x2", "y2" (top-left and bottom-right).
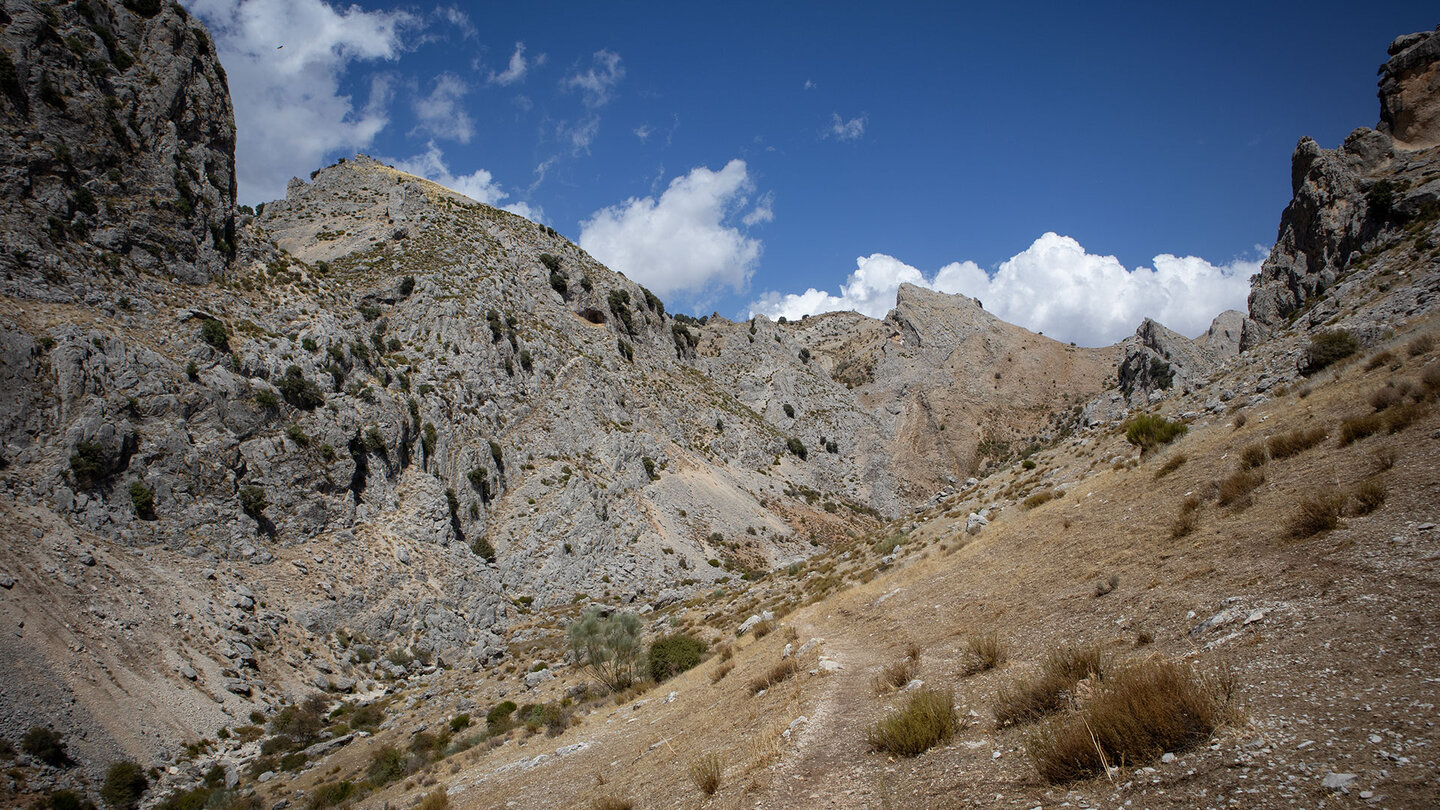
[{"x1": 143, "y1": 313, "x2": 1434, "y2": 810}]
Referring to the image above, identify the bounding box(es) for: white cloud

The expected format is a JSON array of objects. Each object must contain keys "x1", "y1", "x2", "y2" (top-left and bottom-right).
[
  {"x1": 634, "y1": 123, "x2": 653, "y2": 142},
  {"x1": 184, "y1": 0, "x2": 416, "y2": 204},
  {"x1": 803, "y1": 79, "x2": 816, "y2": 90},
  {"x1": 563, "y1": 49, "x2": 624, "y2": 107},
  {"x1": 827, "y1": 113, "x2": 866, "y2": 141},
  {"x1": 488, "y1": 42, "x2": 529, "y2": 85},
  {"x1": 435, "y1": 6, "x2": 475, "y2": 39},
  {"x1": 412, "y1": 73, "x2": 472, "y2": 142},
  {"x1": 388, "y1": 142, "x2": 542, "y2": 222},
  {"x1": 558, "y1": 115, "x2": 601, "y2": 154},
  {"x1": 742, "y1": 191, "x2": 774, "y2": 226},
  {"x1": 749, "y1": 233, "x2": 1263, "y2": 347},
  {"x1": 579, "y1": 159, "x2": 767, "y2": 299}
]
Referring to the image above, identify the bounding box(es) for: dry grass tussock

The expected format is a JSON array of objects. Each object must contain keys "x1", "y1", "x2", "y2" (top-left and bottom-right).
[
  {"x1": 1265, "y1": 427, "x2": 1326, "y2": 460},
  {"x1": 1239, "y1": 442, "x2": 1268, "y2": 469},
  {"x1": 1170, "y1": 495, "x2": 1202, "y2": 539},
  {"x1": 994, "y1": 645, "x2": 1105, "y2": 727},
  {"x1": 867, "y1": 687, "x2": 963, "y2": 756},
  {"x1": 1407, "y1": 333, "x2": 1435, "y2": 357},
  {"x1": 1025, "y1": 659, "x2": 1234, "y2": 783},
  {"x1": 1216, "y1": 469, "x2": 1264, "y2": 507},
  {"x1": 1023, "y1": 489, "x2": 1059, "y2": 510},
  {"x1": 873, "y1": 656, "x2": 920, "y2": 693},
  {"x1": 1153, "y1": 454, "x2": 1186, "y2": 479},
  {"x1": 1349, "y1": 478, "x2": 1387, "y2": 515},
  {"x1": 688, "y1": 752, "x2": 723, "y2": 795},
  {"x1": 591, "y1": 797, "x2": 633, "y2": 810},
  {"x1": 417, "y1": 790, "x2": 449, "y2": 810},
  {"x1": 960, "y1": 632, "x2": 1008, "y2": 676},
  {"x1": 748, "y1": 659, "x2": 798, "y2": 694},
  {"x1": 1287, "y1": 491, "x2": 1344, "y2": 539}
]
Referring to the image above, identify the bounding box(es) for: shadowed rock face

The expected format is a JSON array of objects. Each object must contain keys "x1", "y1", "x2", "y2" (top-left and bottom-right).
[
  {"x1": 1379, "y1": 28, "x2": 1440, "y2": 149},
  {"x1": 0, "y1": 0, "x2": 236, "y2": 295}
]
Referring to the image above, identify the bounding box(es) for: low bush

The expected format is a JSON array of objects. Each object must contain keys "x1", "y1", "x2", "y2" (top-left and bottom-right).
[
  {"x1": 239, "y1": 485, "x2": 267, "y2": 517},
  {"x1": 1349, "y1": 478, "x2": 1387, "y2": 515},
  {"x1": 366, "y1": 745, "x2": 409, "y2": 787},
  {"x1": 1238, "y1": 442, "x2": 1268, "y2": 469},
  {"x1": 1407, "y1": 334, "x2": 1435, "y2": 357},
  {"x1": 1025, "y1": 659, "x2": 1230, "y2": 783},
  {"x1": 1216, "y1": 469, "x2": 1264, "y2": 507},
  {"x1": 648, "y1": 634, "x2": 707, "y2": 682},
  {"x1": 1171, "y1": 495, "x2": 1202, "y2": 539},
  {"x1": 749, "y1": 659, "x2": 799, "y2": 694},
  {"x1": 1304, "y1": 329, "x2": 1359, "y2": 374},
  {"x1": 200, "y1": 318, "x2": 228, "y2": 351},
  {"x1": 688, "y1": 752, "x2": 722, "y2": 795},
  {"x1": 1153, "y1": 454, "x2": 1186, "y2": 479},
  {"x1": 1370, "y1": 383, "x2": 1406, "y2": 411},
  {"x1": 1339, "y1": 413, "x2": 1384, "y2": 445},
  {"x1": 70, "y1": 441, "x2": 113, "y2": 489},
  {"x1": 867, "y1": 688, "x2": 960, "y2": 756},
  {"x1": 960, "y1": 632, "x2": 1007, "y2": 676},
  {"x1": 1384, "y1": 401, "x2": 1427, "y2": 434},
  {"x1": 1288, "y1": 492, "x2": 1344, "y2": 538},
  {"x1": 994, "y1": 645, "x2": 1105, "y2": 727},
  {"x1": 308, "y1": 781, "x2": 354, "y2": 810},
  {"x1": 1023, "y1": 489, "x2": 1058, "y2": 510},
  {"x1": 486, "y1": 701, "x2": 517, "y2": 735},
  {"x1": 873, "y1": 656, "x2": 919, "y2": 693},
  {"x1": 100, "y1": 761, "x2": 148, "y2": 810},
  {"x1": 129, "y1": 481, "x2": 155, "y2": 519},
  {"x1": 1266, "y1": 427, "x2": 1326, "y2": 460},
  {"x1": 417, "y1": 790, "x2": 448, "y2": 810},
  {"x1": 278, "y1": 366, "x2": 324, "y2": 410},
  {"x1": 23, "y1": 726, "x2": 71, "y2": 767},
  {"x1": 1124, "y1": 414, "x2": 1187, "y2": 453}
]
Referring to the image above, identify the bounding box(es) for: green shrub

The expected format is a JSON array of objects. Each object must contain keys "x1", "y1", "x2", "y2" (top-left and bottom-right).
[
  {"x1": 566, "y1": 608, "x2": 642, "y2": 692},
  {"x1": 866, "y1": 688, "x2": 960, "y2": 756},
  {"x1": 23, "y1": 726, "x2": 71, "y2": 767},
  {"x1": 641, "y1": 456, "x2": 657, "y2": 480},
  {"x1": 70, "y1": 440, "x2": 113, "y2": 489},
  {"x1": 308, "y1": 781, "x2": 354, "y2": 810},
  {"x1": 253, "y1": 388, "x2": 279, "y2": 411},
  {"x1": 278, "y1": 366, "x2": 324, "y2": 410},
  {"x1": 45, "y1": 791, "x2": 95, "y2": 810},
  {"x1": 648, "y1": 634, "x2": 707, "y2": 682},
  {"x1": 1304, "y1": 330, "x2": 1359, "y2": 374},
  {"x1": 471, "y1": 536, "x2": 496, "y2": 562},
  {"x1": 285, "y1": 424, "x2": 310, "y2": 447},
  {"x1": 185, "y1": 360, "x2": 199, "y2": 381},
  {"x1": 449, "y1": 714, "x2": 470, "y2": 732},
  {"x1": 366, "y1": 746, "x2": 408, "y2": 787},
  {"x1": 786, "y1": 437, "x2": 808, "y2": 460},
  {"x1": 486, "y1": 701, "x2": 517, "y2": 734},
  {"x1": 199, "y1": 319, "x2": 228, "y2": 351},
  {"x1": 128, "y1": 481, "x2": 154, "y2": 519},
  {"x1": 357, "y1": 304, "x2": 381, "y2": 322},
  {"x1": 1124, "y1": 414, "x2": 1187, "y2": 452},
  {"x1": 398, "y1": 275, "x2": 416, "y2": 296},
  {"x1": 783, "y1": 403, "x2": 795, "y2": 418},
  {"x1": 238, "y1": 485, "x2": 267, "y2": 517}
]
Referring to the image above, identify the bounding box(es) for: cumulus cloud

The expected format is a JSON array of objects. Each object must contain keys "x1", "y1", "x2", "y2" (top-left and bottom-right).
[
  {"x1": 412, "y1": 73, "x2": 472, "y2": 142},
  {"x1": 563, "y1": 49, "x2": 624, "y2": 107},
  {"x1": 827, "y1": 113, "x2": 866, "y2": 141},
  {"x1": 185, "y1": 0, "x2": 416, "y2": 204},
  {"x1": 389, "y1": 142, "x2": 542, "y2": 222},
  {"x1": 488, "y1": 41, "x2": 530, "y2": 85},
  {"x1": 750, "y1": 233, "x2": 1263, "y2": 346},
  {"x1": 579, "y1": 160, "x2": 768, "y2": 299}
]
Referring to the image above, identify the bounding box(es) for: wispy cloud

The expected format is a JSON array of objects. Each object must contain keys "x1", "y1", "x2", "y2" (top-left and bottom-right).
[
  {"x1": 826, "y1": 113, "x2": 866, "y2": 141},
  {"x1": 488, "y1": 41, "x2": 531, "y2": 85},
  {"x1": 634, "y1": 123, "x2": 653, "y2": 142},
  {"x1": 411, "y1": 73, "x2": 472, "y2": 142},
  {"x1": 563, "y1": 49, "x2": 625, "y2": 107},
  {"x1": 803, "y1": 79, "x2": 816, "y2": 90}
]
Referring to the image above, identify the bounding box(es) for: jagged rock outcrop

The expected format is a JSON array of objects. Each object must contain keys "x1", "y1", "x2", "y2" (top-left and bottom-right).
[
  {"x1": 0, "y1": 0, "x2": 236, "y2": 295},
  {"x1": 1379, "y1": 27, "x2": 1440, "y2": 148}
]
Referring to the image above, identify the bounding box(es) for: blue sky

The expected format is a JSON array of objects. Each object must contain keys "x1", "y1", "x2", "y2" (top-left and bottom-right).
[{"x1": 185, "y1": 0, "x2": 1437, "y2": 345}]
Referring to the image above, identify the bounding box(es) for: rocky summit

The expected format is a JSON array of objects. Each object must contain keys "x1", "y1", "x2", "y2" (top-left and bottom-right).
[{"x1": 2, "y1": 4, "x2": 1439, "y2": 808}]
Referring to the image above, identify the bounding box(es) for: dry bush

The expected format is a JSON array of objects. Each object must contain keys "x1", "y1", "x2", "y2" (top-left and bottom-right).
[
  {"x1": 1232, "y1": 411, "x2": 1247, "y2": 429},
  {"x1": 688, "y1": 752, "x2": 722, "y2": 795},
  {"x1": 1023, "y1": 489, "x2": 1059, "y2": 510},
  {"x1": 866, "y1": 688, "x2": 961, "y2": 756},
  {"x1": 1370, "y1": 384, "x2": 1405, "y2": 411},
  {"x1": 710, "y1": 661, "x2": 733, "y2": 684},
  {"x1": 1407, "y1": 334, "x2": 1435, "y2": 357},
  {"x1": 1288, "y1": 492, "x2": 1344, "y2": 538},
  {"x1": 1154, "y1": 454, "x2": 1187, "y2": 479},
  {"x1": 995, "y1": 645, "x2": 1105, "y2": 726},
  {"x1": 960, "y1": 632, "x2": 1008, "y2": 676},
  {"x1": 719, "y1": 644, "x2": 734, "y2": 661},
  {"x1": 1339, "y1": 413, "x2": 1384, "y2": 445},
  {"x1": 748, "y1": 659, "x2": 798, "y2": 694},
  {"x1": 873, "y1": 657, "x2": 919, "y2": 693},
  {"x1": 1348, "y1": 478, "x2": 1387, "y2": 515},
  {"x1": 1025, "y1": 659, "x2": 1231, "y2": 783},
  {"x1": 1239, "y1": 442, "x2": 1268, "y2": 469},
  {"x1": 1171, "y1": 495, "x2": 1202, "y2": 539},
  {"x1": 1266, "y1": 427, "x2": 1326, "y2": 460},
  {"x1": 417, "y1": 789, "x2": 449, "y2": 810},
  {"x1": 1371, "y1": 446, "x2": 1398, "y2": 472},
  {"x1": 1216, "y1": 469, "x2": 1264, "y2": 507},
  {"x1": 751, "y1": 620, "x2": 774, "y2": 640},
  {"x1": 1364, "y1": 350, "x2": 1394, "y2": 371},
  {"x1": 1384, "y1": 401, "x2": 1427, "y2": 433},
  {"x1": 1422, "y1": 363, "x2": 1440, "y2": 391},
  {"x1": 591, "y1": 797, "x2": 633, "y2": 810}
]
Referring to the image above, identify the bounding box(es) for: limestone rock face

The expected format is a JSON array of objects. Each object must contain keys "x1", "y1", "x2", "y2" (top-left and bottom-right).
[
  {"x1": 1379, "y1": 28, "x2": 1440, "y2": 149},
  {"x1": 0, "y1": 0, "x2": 236, "y2": 295}
]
